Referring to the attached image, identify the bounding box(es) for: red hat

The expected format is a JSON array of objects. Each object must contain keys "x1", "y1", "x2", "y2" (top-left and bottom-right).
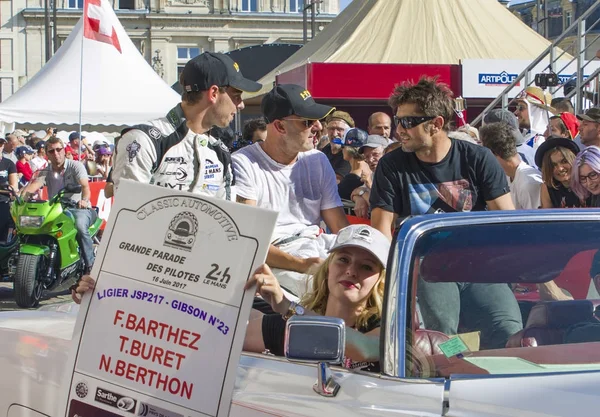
[{"x1": 559, "y1": 112, "x2": 580, "y2": 139}]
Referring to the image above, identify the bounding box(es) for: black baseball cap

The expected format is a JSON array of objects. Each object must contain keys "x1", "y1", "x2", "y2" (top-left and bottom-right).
[
  {"x1": 261, "y1": 84, "x2": 335, "y2": 123},
  {"x1": 181, "y1": 52, "x2": 262, "y2": 93}
]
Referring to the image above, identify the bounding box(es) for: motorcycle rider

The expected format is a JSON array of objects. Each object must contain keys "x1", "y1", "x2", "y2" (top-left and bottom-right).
[
  {"x1": 0, "y1": 137, "x2": 18, "y2": 241},
  {"x1": 20, "y1": 137, "x2": 97, "y2": 272},
  {"x1": 112, "y1": 52, "x2": 261, "y2": 200}
]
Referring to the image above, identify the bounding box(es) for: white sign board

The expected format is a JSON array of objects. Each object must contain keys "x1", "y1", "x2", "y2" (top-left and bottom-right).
[
  {"x1": 461, "y1": 59, "x2": 600, "y2": 98},
  {"x1": 59, "y1": 179, "x2": 277, "y2": 417}
]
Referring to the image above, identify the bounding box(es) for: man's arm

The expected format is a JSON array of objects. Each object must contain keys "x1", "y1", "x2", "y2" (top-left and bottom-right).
[
  {"x1": 8, "y1": 173, "x2": 18, "y2": 193},
  {"x1": 371, "y1": 208, "x2": 396, "y2": 241},
  {"x1": 320, "y1": 206, "x2": 349, "y2": 234},
  {"x1": 486, "y1": 193, "x2": 515, "y2": 211},
  {"x1": 236, "y1": 195, "x2": 319, "y2": 273},
  {"x1": 112, "y1": 130, "x2": 157, "y2": 191}
]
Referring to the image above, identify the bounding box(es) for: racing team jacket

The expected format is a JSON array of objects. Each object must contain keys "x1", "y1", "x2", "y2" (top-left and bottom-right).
[{"x1": 112, "y1": 104, "x2": 234, "y2": 200}]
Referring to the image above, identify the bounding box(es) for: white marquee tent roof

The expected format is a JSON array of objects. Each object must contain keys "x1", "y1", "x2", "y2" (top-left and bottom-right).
[
  {"x1": 0, "y1": 5, "x2": 180, "y2": 131},
  {"x1": 248, "y1": 0, "x2": 564, "y2": 99}
]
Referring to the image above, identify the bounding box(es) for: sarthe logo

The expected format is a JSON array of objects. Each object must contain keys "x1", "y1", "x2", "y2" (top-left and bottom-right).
[
  {"x1": 94, "y1": 387, "x2": 137, "y2": 414},
  {"x1": 164, "y1": 211, "x2": 198, "y2": 252}
]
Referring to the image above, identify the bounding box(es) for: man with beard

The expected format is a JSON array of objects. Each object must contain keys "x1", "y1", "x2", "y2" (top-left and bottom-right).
[
  {"x1": 112, "y1": 52, "x2": 260, "y2": 200},
  {"x1": 370, "y1": 77, "x2": 520, "y2": 349},
  {"x1": 321, "y1": 111, "x2": 354, "y2": 183},
  {"x1": 232, "y1": 84, "x2": 348, "y2": 296},
  {"x1": 513, "y1": 86, "x2": 554, "y2": 151}
]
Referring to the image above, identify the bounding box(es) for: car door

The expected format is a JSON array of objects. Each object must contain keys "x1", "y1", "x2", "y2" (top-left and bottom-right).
[{"x1": 230, "y1": 353, "x2": 446, "y2": 417}]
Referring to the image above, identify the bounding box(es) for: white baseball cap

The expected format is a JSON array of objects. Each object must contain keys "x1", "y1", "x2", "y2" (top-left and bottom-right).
[{"x1": 329, "y1": 225, "x2": 390, "y2": 267}]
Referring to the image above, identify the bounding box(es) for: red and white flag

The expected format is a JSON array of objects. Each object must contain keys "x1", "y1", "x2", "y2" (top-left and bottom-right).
[{"x1": 83, "y1": 0, "x2": 122, "y2": 53}]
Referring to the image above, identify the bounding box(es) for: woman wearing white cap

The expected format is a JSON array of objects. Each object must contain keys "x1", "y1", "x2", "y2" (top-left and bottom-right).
[{"x1": 243, "y1": 224, "x2": 390, "y2": 371}]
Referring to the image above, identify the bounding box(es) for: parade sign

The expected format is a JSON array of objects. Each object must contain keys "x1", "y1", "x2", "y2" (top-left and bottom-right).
[{"x1": 59, "y1": 179, "x2": 278, "y2": 417}]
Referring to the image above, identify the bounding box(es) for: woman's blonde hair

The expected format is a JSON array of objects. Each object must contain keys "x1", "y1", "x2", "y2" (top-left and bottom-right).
[
  {"x1": 299, "y1": 252, "x2": 386, "y2": 330},
  {"x1": 541, "y1": 146, "x2": 577, "y2": 189}
]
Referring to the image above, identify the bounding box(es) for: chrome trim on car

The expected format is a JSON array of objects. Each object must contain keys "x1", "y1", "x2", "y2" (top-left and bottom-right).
[{"x1": 385, "y1": 209, "x2": 600, "y2": 378}]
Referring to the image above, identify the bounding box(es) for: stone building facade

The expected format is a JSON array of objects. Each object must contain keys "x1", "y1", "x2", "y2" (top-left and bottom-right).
[{"x1": 0, "y1": 0, "x2": 339, "y2": 100}]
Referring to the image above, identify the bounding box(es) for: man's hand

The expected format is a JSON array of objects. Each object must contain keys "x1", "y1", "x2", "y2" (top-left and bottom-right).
[
  {"x1": 78, "y1": 199, "x2": 90, "y2": 209},
  {"x1": 360, "y1": 172, "x2": 372, "y2": 188},
  {"x1": 299, "y1": 257, "x2": 324, "y2": 274},
  {"x1": 353, "y1": 196, "x2": 369, "y2": 218},
  {"x1": 71, "y1": 275, "x2": 96, "y2": 304}
]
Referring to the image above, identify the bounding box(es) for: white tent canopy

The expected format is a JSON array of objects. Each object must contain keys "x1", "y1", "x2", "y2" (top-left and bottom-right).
[
  {"x1": 248, "y1": 0, "x2": 565, "y2": 99},
  {"x1": 0, "y1": 5, "x2": 180, "y2": 131}
]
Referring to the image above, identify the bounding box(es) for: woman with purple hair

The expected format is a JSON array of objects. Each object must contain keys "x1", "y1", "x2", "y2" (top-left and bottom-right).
[{"x1": 571, "y1": 146, "x2": 600, "y2": 207}]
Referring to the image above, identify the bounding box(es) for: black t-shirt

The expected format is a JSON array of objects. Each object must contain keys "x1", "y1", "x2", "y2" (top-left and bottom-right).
[
  {"x1": 338, "y1": 173, "x2": 363, "y2": 200},
  {"x1": 370, "y1": 139, "x2": 510, "y2": 217},
  {"x1": 547, "y1": 183, "x2": 589, "y2": 208},
  {"x1": 321, "y1": 144, "x2": 351, "y2": 179},
  {"x1": 0, "y1": 158, "x2": 16, "y2": 203},
  {"x1": 262, "y1": 313, "x2": 381, "y2": 372}
]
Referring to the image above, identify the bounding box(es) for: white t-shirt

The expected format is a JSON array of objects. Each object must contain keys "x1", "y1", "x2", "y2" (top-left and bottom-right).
[
  {"x1": 232, "y1": 143, "x2": 342, "y2": 242},
  {"x1": 510, "y1": 161, "x2": 543, "y2": 210}
]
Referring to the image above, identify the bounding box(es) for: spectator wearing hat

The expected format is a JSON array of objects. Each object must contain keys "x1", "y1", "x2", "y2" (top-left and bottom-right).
[
  {"x1": 484, "y1": 109, "x2": 537, "y2": 169},
  {"x1": 480, "y1": 123, "x2": 543, "y2": 210},
  {"x1": 367, "y1": 112, "x2": 392, "y2": 139},
  {"x1": 113, "y1": 51, "x2": 260, "y2": 200},
  {"x1": 535, "y1": 136, "x2": 586, "y2": 208},
  {"x1": 321, "y1": 110, "x2": 355, "y2": 183},
  {"x1": 86, "y1": 146, "x2": 113, "y2": 180},
  {"x1": 545, "y1": 113, "x2": 580, "y2": 141},
  {"x1": 232, "y1": 84, "x2": 349, "y2": 296},
  {"x1": 337, "y1": 128, "x2": 371, "y2": 201},
  {"x1": 30, "y1": 141, "x2": 48, "y2": 173},
  {"x1": 12, "y1": 129, "x2": 27, "y2": 145},
  {"x1": 65, "y1": 132, "x2": 93, "y2": 161},
  {"x1": 15, "y1": 146, "x2": 35, "y2": 186},
  {"x1": 577, "y1": 108, "x2": 600, "y2": 149},
  {"x1": 350, "y1": 135, "x2": 389, "y2": 219},
  {"x1": 514, "y1": 86, "x2": 554, "y2": 150}
]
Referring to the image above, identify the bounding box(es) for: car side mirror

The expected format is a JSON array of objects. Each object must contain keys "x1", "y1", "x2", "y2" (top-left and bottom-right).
[
  {"x1": 64, "y1": 184, "x2": 82, "y2": 194},
  {"x1": 285, "y1": 316, "x2": 345, "y2": 363},
  {"x1": 285, "y1": 316, "x2": 345, "y2": 398}
]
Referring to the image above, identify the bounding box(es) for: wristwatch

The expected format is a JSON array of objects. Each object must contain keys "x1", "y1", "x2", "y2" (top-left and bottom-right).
[
  {"x1": 282, "y1": 301, "x2": 305, "y2": 320},
  {"x1": 358, "y1": 189, "x2": 366, "y2": 197}
]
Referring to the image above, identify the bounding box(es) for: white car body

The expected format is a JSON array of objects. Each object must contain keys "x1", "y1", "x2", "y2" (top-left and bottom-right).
[{"x1": 2, "y1": 211, "x2": 600, "y2": 417}]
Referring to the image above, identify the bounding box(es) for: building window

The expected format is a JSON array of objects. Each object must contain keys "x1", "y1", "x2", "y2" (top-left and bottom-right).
[
  {"x1": 289, "y1": 0, "x2": 304, "y2": 12},
  {"x1": 177, "y1": 47, "x2": 202, "y2": 79},
  {"x1": 118, "y1": 0, "x2": 135, "y2": 9},
  {"x1": 566, "y1": 11, "x2": 572, "y2": 27},
  {"x1": 240, "y1": 0, "x2": 257, "y2": 12},
  {"x1": 68, "y1": 0, "x2": 84, "y2": 8}
]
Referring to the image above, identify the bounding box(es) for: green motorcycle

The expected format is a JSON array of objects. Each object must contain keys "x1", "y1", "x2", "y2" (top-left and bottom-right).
[{"x1": 10, "y1": 184, "x2": 103, "y2": 308}]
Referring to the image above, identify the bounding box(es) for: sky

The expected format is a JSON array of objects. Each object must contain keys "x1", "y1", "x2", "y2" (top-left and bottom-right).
[{"x1": 339, "y1": 0, "x2": 530, "y2": 12}]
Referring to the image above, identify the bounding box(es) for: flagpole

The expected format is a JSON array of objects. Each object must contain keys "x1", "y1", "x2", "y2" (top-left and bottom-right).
[{"x1": 78, "y1": 3, "x2": 85, "y2": 162}]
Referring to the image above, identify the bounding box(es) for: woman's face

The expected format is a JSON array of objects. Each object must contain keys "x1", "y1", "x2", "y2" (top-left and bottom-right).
[
  {"x1": 550, "y1": 150, "x2": 572, "y2": 184},
  {"x1": 579, "y1": 163, "x2": 600, "y2": 195},
  {"x1": 327, "y1": 247, "x2": 382, "y2": 305}
]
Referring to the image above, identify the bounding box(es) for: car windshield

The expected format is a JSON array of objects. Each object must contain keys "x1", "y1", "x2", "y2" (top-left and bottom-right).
[{"x1": 406, "y1": 220, "x2": 600, "y2": 378}]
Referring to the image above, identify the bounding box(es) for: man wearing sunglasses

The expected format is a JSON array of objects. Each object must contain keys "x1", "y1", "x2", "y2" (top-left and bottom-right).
[
  {"x1": 232, "y1": 84, "x2": 349, "y2": 297},
  {"x1": 112, "y1": 52, "x2": 261, "y2": 201},
  {"x1": 514, "y1": 86, "x2": 553, "y2": 151},
  {"x1": 21, "y1": 137, "x2": 97, "y2": 273},
  {"x1": 370, "y1": 77, "x2": 521, "y2": 349}
]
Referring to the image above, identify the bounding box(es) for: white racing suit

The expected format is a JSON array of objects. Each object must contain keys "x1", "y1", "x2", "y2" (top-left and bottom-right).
[{"x1": 113, "y1": 104, "x2": 234, "y2": 200}]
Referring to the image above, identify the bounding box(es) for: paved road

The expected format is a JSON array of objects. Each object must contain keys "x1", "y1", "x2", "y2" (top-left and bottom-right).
[{"x1": 0, "y1": 282, "x2": 73, "y2": 310}]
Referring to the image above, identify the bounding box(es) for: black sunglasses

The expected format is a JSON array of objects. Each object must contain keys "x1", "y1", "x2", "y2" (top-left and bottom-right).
[{"x1": 394, "y1": 115, "x2": 436, "y2": 129}]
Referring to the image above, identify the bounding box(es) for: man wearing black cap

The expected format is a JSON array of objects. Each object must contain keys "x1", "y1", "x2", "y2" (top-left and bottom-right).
[
  {"x1": 577, "y1": 107, "x2": 600, "y2": 149},
  {"x1": 112, "y1": 51, "x2": 261, "y2": 200},
  {"x1": 232, "y1": 84, "x2": 349, "y2": 296}
]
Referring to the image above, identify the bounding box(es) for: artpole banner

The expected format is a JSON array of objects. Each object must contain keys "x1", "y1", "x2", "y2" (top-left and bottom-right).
[{"x1": 59, "y1": 179, "x2": 278, "y2": 417}]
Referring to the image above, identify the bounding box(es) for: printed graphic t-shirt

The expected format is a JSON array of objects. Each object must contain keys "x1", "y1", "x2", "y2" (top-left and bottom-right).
[{"x1": 370, "y1": 139, "x2": 510, "y2": 217}]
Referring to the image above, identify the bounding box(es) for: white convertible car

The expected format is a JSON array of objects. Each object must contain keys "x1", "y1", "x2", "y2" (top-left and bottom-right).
[{"x1": 2, "y1": 210, "x2": 600, "y2": 416}]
